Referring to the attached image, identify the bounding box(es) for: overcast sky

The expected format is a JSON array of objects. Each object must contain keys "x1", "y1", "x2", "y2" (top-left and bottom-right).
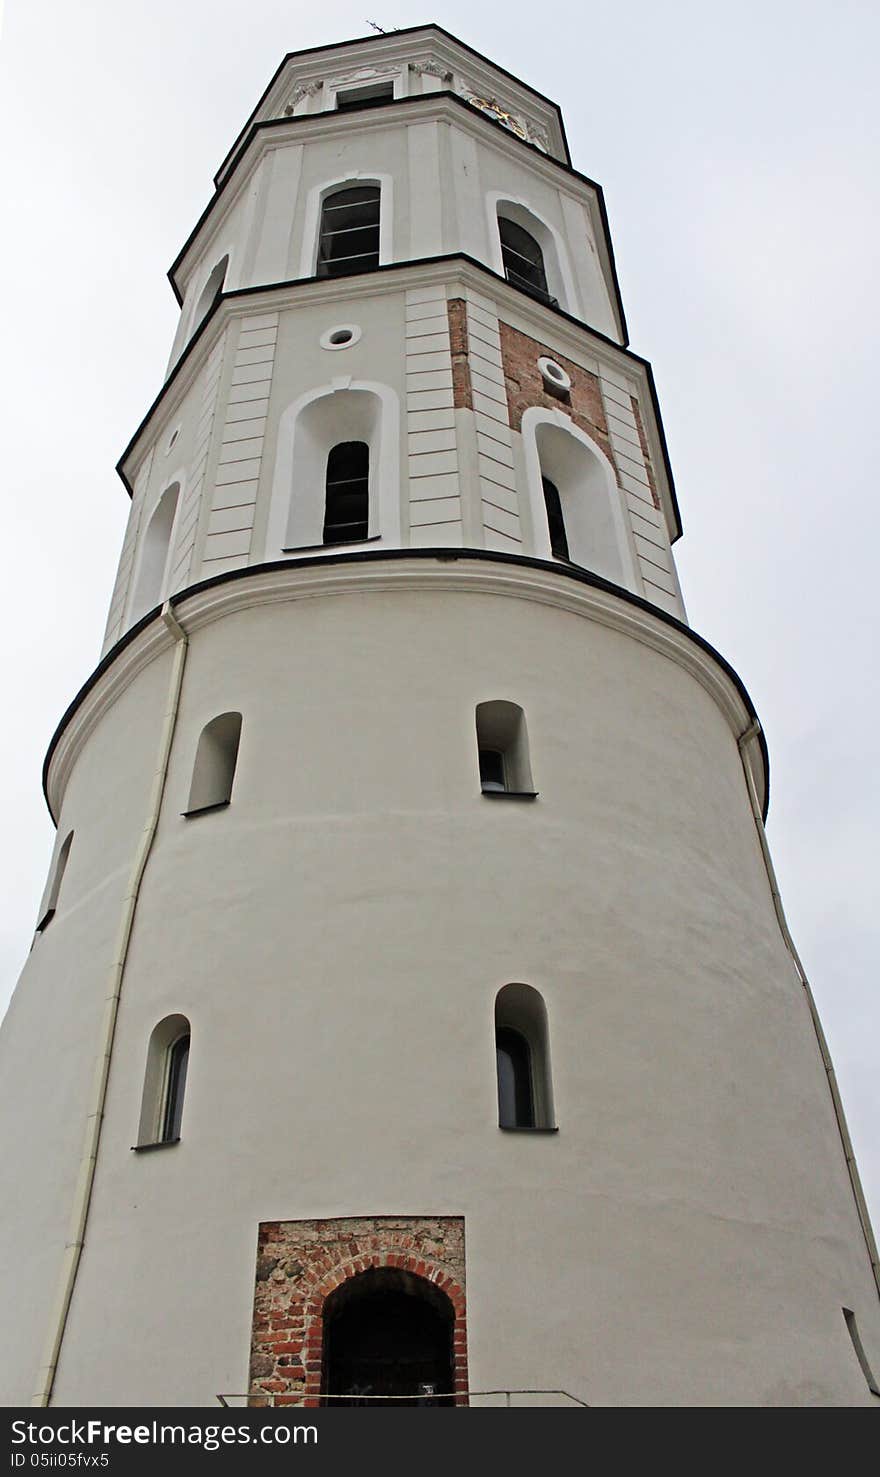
[{"x1": 0, "y1": 0, "x2": 877, "y2": 1226}]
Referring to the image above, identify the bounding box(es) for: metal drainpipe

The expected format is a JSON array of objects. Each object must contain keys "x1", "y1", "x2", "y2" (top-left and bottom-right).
[
  {"x1": 736, "y1": 720, "x2": 880, "y2": 1301},
  {"x1": 32, "y1": 602, "x2": 189, "y2": 1406}
]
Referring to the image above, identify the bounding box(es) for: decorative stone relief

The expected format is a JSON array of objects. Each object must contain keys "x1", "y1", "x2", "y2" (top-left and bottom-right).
[
  {"x1": 329, "y1": 64, "x2": 394, "y2": 84},
  {"x1": 526, "y1": 121, "x2": 551, "y2": 152},
  {"x1": 409, "y1": 59, "x2": 453, "y2": 83},
  {"x1": 283, "y1": 79, "x2": 323, "y2": 115}
]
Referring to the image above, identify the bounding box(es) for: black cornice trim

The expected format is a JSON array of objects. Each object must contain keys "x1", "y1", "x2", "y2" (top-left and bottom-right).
[
  {"x1": 42, "y1": 549, "x2": 770, "y2": 824},
  {"x1": 212, "y1": 23, "x2": 570, "y2": 188},
  {"x1": 167, "y1": 91, "x2": 622, "y2": 339},
  {"x1": 120, "y1": 254, "x2": 673, "y2": 529}
]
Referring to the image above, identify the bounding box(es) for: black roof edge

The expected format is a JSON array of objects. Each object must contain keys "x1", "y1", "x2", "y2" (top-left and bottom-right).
[
  {"x1": 123, "y1": 255, "x2": 662, "y2": 518},
  {"x1": 42, "y1": 548, "x2": 768, "y2": 824},
  {"x1": 212, "y1": 23, "x2": 570, "y2": 189},
  {"x1": 168, "y1": 92, "x2": 618, "y2": 327}
]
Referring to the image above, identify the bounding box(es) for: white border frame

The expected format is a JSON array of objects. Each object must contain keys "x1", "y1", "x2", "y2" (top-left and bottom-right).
[
  {"x1": 298, "y1": 172, "x2": 394, "y2": 280},
  {"x1": 486, "y1": 191, "x2": 581, "y2": 318},
  {"x1": 124, "y1": 468, "x2": 188, "y2": 627},
  {"x1": 266, "y1": 379, "x2": 401, "y2": 558},
  {"x1": 520, "y1": 406, "x2": 640, "y2": 591}
]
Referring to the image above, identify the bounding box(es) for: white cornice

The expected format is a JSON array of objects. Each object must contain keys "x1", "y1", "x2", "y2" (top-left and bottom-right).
[
  {"x1": 215, "y1": 30, "x2": 567, "y2": 188},
  {"x1": 45, "y1": 558, "x2": 766, "y2": 821}
]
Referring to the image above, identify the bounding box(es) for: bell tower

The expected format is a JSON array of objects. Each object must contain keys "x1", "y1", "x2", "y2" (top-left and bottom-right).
[{"x1": 1, "y1": 24, "x2": 878, "y2": 1408}]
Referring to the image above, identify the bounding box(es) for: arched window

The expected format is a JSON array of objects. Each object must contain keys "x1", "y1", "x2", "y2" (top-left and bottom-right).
[
  {"x1": 498, "y1": 216, "x2": 552, "y2": 304},
  {"x1": 525, "y1": 411, "x2": 635, "y2": 589},
  {"x1": 494, "y1": 984, "x2": 554, "y2": 1130},
  {"x1": 36, "y1": 830, "x2": 73, "y2": 932},
  {"x1": 317, "y1": 186, "x2": 380, "y2": 278},
  {"x1": 490, "y1": 197, "x2": 576, "y2": 312},
  {"x1": 193, "y1": 254, "x2": 228, "y2": 328},
  {"x1": 475, "y1": 701, "x2": 535, "y2": 797},
  {"x1": 278, "y1": 387, "x2": 388, "y2": 552},
  {"x1": 324, "y1": 442, "x2": 369, "y2": 545},
  {"x1": 542, "y1": 476, "x2": 569, "y2": 561},
  {"x1": 136, "y1": 1015, "x2": 191, "y2": 1148},
  {"x1": 130, "y1": 482, "x2": 180, "y2": 621},
  {"x1": 322, "y1": 1268, "x2": 454, "y2": 1406},
  {"x1": 185, "y1": 712, "x2": 242, "y2": 815}
]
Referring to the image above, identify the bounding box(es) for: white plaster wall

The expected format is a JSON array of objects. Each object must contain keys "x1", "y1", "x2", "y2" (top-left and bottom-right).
[
  {"x1": 5, "y1": 585, "x2": 876, "y2": 1406},
  {"x1": 0, "y1": 652, "x2": 179, "y2": 1405}
]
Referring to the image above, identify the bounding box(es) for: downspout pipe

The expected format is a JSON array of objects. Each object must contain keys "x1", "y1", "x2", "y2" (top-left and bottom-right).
[
  {"x1": 737, "y1": 720, "x2": 880, "y2": 1301},
  {"x1": 32, "y1": 603, "x2": 189, "y2": 1406}
]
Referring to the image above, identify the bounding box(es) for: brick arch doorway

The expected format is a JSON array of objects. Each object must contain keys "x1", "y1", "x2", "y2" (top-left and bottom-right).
[{"x1": 322, "y1": 1267, "x2": 454, "y2": 1406}]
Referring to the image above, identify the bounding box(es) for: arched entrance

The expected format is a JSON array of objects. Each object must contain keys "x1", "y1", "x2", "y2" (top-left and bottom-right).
[{"x1": 322, "y1": 1268, "x2": 454, "y2": 1406}]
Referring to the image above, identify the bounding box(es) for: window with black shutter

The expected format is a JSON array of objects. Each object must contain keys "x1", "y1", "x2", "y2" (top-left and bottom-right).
[
  {"x1": 542, "y1": 476, "x2": 569, "y2": 561},
  {"x1": 324, "y1": 441, "x2": 369, "y2": 545},
  {"x1": 495, "y1": 1026, "x2": 535, "y2": 1128},
  {"x1": 336, "y1": 81, "x2": 394, "y2": 111}
]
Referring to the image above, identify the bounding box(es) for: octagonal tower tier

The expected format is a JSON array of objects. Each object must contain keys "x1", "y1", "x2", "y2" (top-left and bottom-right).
[{"x1": 1, "y1": 24, "x2": 878, "y2": 1408}]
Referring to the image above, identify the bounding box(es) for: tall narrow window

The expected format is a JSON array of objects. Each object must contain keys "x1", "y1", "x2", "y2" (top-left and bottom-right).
[
  {"x1": 185, "y1": 712, "x2": 242, "y2": 815},
  {"x1": 161, "y1": 1032, "x2": 190, "y2": 1143},
  {"x1": 131, "y1": 482, "x2": 180, "y2": 621},
  {"x1": 324, "y1": 441, "x2": 369, "y2": 545},
  {"x1": 36, "y1": 830, "x2": 73, "y2": 932},
  {"x1": 317, "y1": 186, "x2": 380, "y2": 278},
  {"x1": 542, "y1": 476, "x2": 569, "y2": 561},
  {"x1": 494, "y1": 984, "x2": 555, "y2": 1130},
  {"x1": 496, "y1": 1026, "x2": 535, "y2": 1128},
  {"x1": 475, "y1": 701, "x2": 535, "y2": 797},
  {"x1": 498, "y1": 217, "x2": 552, "y2": 305},
  {"x1": 136, "y1": 1015, "x2": 191, "y2": 1149}
]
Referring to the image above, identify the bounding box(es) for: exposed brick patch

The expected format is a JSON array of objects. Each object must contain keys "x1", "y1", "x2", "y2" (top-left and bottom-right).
[
  {"x1": 630, "y1": 394, "x2": 660, "y2": 508},
  {"x1": 447, "y1": 300, "x2": 472, "y2": 409},
  {"x1": 499, "y1": 321, "x2": 615, "y2": 467},
  {"x1": 249, "y1": 1216, "x2": 468, "y2": 1407}
]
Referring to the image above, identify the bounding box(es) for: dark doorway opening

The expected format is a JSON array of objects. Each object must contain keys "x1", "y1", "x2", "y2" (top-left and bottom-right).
[{"x1": 322, "y1": 1268, "x2": 454, "y2": 1406}]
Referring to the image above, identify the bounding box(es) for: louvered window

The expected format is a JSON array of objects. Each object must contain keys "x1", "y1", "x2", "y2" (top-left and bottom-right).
[
  {"x1": 498, "y1": 218, "x2": 556, "y2": 306},
  {"x1": 317, "y1": 186, "x2": 381, "y2": 278}
]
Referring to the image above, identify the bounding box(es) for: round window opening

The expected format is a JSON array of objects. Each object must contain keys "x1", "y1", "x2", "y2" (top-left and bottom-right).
[
  {"x1": 320, "y1": 324, "x2": 362, "y2": 351},
  {"x1": 165, "y1": 426, "x2": 181, "y2": 454},
  {"x1": 537, "y1": 357, "x2": 571, "y2": 392}
]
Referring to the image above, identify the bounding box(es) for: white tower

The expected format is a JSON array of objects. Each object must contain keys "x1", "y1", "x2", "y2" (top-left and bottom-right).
[{"x1": 2, "y1": 25, "x2": 879, "y2": 1408}]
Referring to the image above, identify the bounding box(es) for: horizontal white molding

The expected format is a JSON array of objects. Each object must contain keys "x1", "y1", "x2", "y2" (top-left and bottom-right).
[
  {"x1": 121, "y1": 258, "x2": 674, "y2": 539},
  {"x1": 46, "y1": 555, "x2": 764, "y2": 821}
]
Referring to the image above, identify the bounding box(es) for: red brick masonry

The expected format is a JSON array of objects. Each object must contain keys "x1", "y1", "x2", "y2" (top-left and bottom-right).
[
  {"x1": 447, "y1": 299, "x2": 472, "y2": 409},
  {"x1": 500, "y1": 319, "x2": 611, "y2": 452},
  {"x1": 249, "y1": 1215, "x2": 468, "y2": 1406}
]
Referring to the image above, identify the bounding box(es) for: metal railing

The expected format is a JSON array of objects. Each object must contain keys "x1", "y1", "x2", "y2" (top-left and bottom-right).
[{"x1": 217, "y1": 1389, "x2": 588, "y2": 1408}]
